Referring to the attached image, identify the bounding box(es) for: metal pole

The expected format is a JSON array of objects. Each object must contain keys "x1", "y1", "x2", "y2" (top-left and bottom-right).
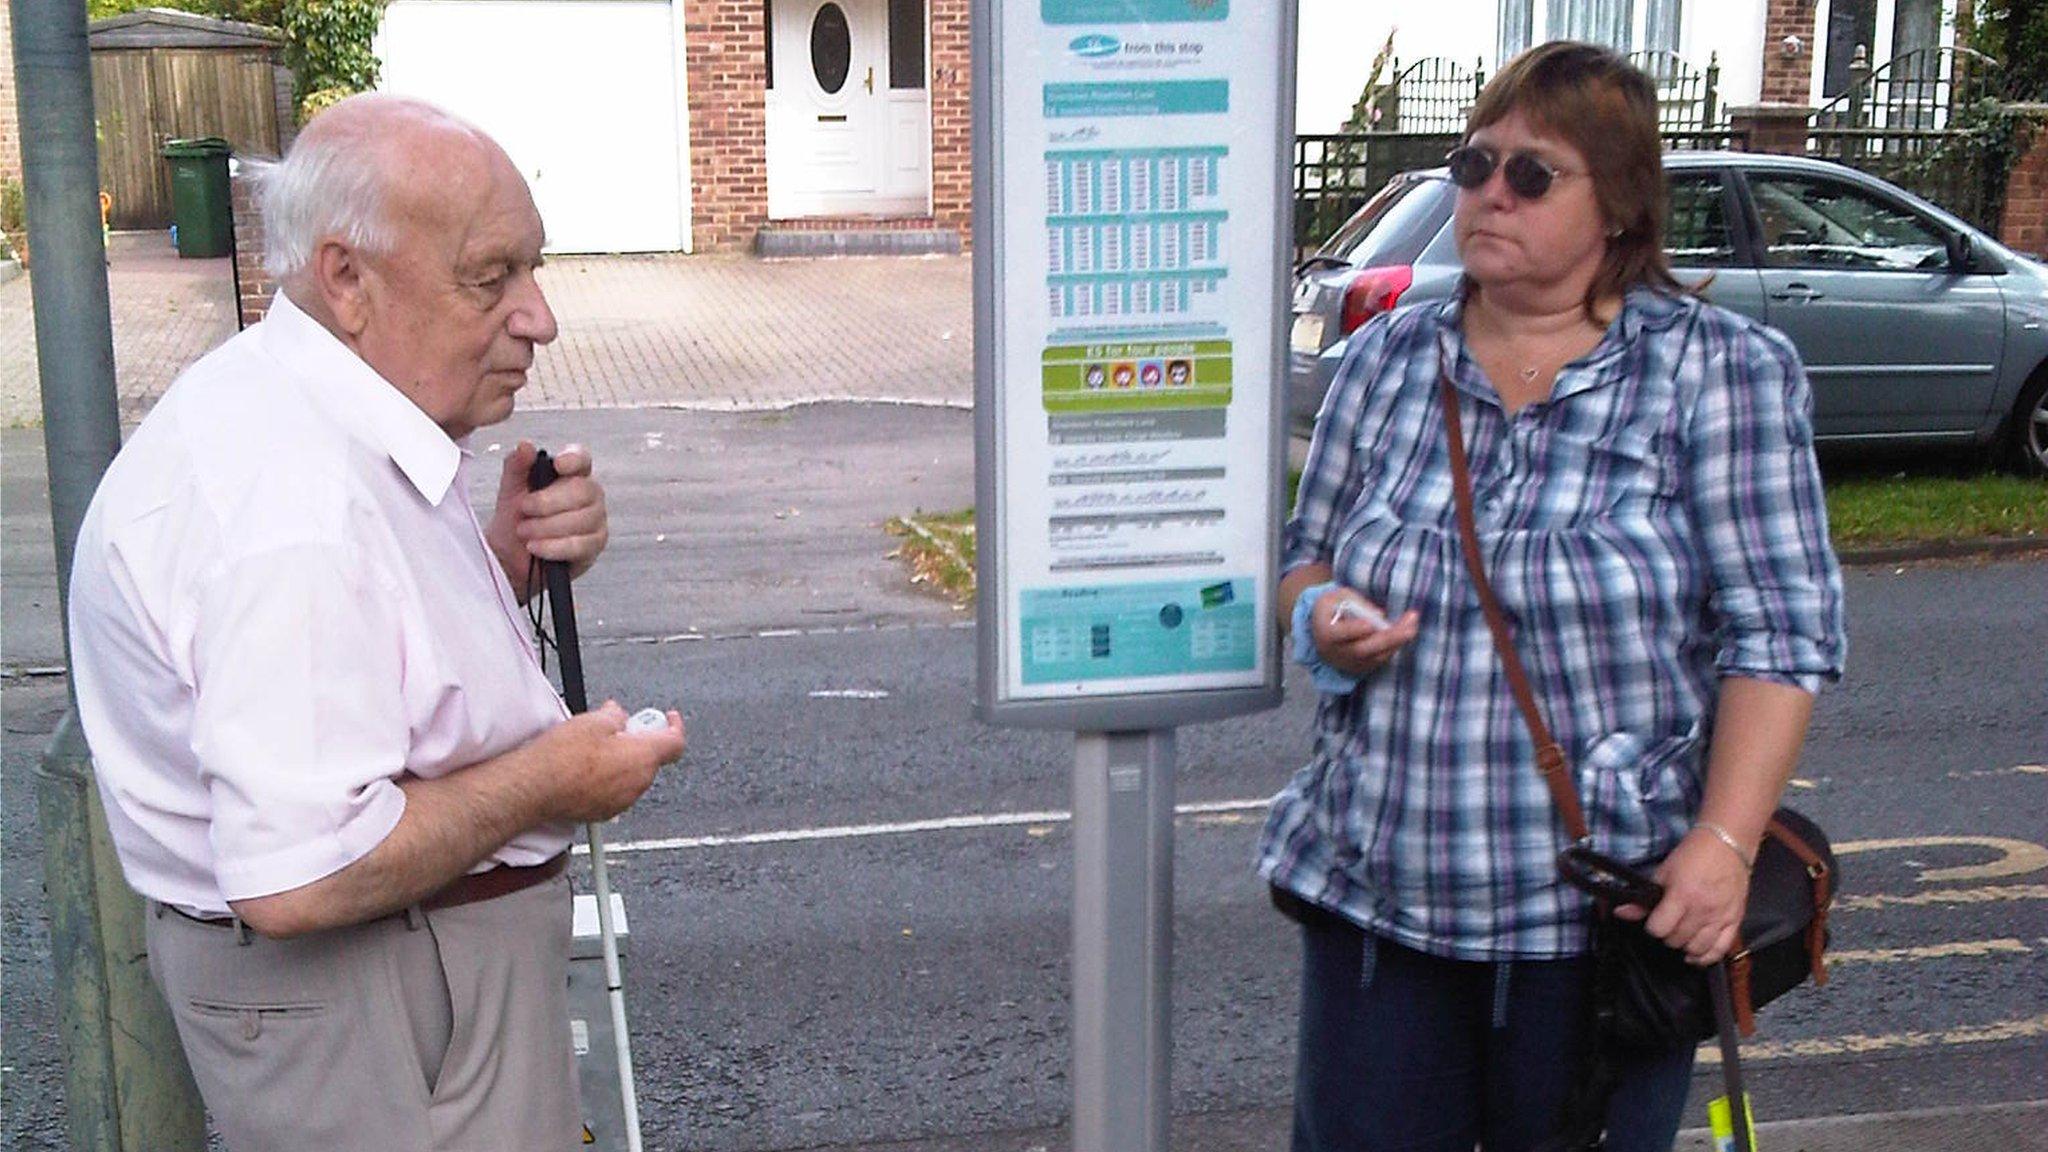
[
  {"x1": 15, "y1": 2, "x2": 208, "y2": 1147},
  {"x1": 1071, "y1": 730, "x2": 1175, "y2": 1152}
]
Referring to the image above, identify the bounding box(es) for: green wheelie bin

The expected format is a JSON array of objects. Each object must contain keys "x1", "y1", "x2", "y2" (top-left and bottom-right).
[{"x1": 161, "y1": 137, "x2": 234, "y2": 258}]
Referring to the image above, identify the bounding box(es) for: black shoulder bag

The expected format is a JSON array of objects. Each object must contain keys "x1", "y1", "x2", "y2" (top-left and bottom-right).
[{"x1": 1438, "y1": 371, "x2": 1838, "y2": 1150}]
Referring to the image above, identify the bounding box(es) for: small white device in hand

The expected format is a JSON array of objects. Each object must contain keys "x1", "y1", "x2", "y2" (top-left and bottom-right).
[
  {"x1": 625, "y1": 707, "x2": 668, "y2": 734},
  {"x1": 1329, "y1": 598, "x2": 1389, "y2": 629}
]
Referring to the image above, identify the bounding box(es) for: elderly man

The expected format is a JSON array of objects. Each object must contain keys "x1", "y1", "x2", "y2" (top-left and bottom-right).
[{"x1": 65, "y1": 93, "x2": 684, "y2": 1150}]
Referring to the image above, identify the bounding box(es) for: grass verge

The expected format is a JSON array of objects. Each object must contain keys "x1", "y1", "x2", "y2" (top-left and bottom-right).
[
  {"x1": 885, "y1": 510, "x2": 976, "y2": 606},
  {"x1": 893, "y1": 466, "x2": 2043, "y2": 605}
]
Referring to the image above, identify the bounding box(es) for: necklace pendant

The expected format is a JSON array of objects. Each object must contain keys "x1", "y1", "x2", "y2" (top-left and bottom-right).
[{"x1": 1518, "y1": 366, "x2": 1539, "y2": 383}]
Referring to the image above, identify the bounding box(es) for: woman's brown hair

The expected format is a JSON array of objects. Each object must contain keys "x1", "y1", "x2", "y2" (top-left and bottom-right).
[{"x1": 1466, "y1": 40, "x2": 1682, "y2": 317}]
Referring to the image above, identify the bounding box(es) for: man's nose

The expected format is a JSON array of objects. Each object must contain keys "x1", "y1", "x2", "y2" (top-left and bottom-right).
[{"x1": 508, "y1": 272, "x2": 559, "y2": 345}]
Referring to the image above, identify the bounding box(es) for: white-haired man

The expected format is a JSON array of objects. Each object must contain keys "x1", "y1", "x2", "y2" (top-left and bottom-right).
[{"x1": 66, "y1": 93, "x2": 685, "y2": 1149}]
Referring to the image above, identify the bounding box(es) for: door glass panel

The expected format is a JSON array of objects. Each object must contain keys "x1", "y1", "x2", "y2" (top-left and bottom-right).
[
  {"x1": 764, "y1": 0, "x2": 774, "y2": 88},
  {"x1": 889, "y1": 0, "x2": 925, "y2": 90},
  {"x1": 811, "y1": 3, "x2": 852, "y2": 94},
  {"x1": 1664, "y1": 172, "x2": 1736, "y2": 267},
  {"x1": 1749, "y1": 175, "x2": 1947, "y2": 271}
]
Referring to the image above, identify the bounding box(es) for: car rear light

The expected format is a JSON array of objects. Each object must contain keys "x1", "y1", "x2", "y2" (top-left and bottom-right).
[{"x1": 1340, "y1": 265, "x2": 1414, "y2": 335}]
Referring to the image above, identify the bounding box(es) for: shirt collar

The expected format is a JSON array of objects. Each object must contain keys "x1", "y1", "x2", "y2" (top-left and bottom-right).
[
  {"x1": 1435, "y1": 285, "x2": 1693, "y2": 408},
  {"x1": 258, "y1": 290, "x2": 464, "y2": 506}
]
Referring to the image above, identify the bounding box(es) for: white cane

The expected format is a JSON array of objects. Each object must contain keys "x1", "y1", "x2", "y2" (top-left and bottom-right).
[{"x1": 530, "y1": 450, "x2": 643, "y2": 1152}]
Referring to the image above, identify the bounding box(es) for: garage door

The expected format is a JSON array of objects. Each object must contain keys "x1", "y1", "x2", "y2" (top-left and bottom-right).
[{"x1": 376, "y1": 1, "x2": 691, "y2": 253}]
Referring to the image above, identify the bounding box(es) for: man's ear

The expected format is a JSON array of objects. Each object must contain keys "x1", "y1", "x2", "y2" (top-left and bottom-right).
[{"x1": 311, "y1": 240, "x2": 372, "y2": 337}]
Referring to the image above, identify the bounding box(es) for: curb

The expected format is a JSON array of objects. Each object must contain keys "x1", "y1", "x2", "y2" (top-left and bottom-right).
[
  {"x1": 1837, "y1": 534, "x2": 2047, "y2": 566},
  {"x1": 1673, "y1": 1097, "x2": 2048, "y2": 1151}
]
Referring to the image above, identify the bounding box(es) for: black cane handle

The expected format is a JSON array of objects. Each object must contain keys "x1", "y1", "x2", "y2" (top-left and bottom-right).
[{"x1": 527, "y1": 449, "x2": 588, "y2": 714}]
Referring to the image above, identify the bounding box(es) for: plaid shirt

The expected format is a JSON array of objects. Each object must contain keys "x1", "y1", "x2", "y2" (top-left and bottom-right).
[{"x1": 1258, "y1": 287, "x2": 1846, "y2": 960}]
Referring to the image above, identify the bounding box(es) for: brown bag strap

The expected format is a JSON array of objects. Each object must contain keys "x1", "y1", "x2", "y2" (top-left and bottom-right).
[{"x1": 1439, "y1": 371, "x2": 1592, "y2": 843}]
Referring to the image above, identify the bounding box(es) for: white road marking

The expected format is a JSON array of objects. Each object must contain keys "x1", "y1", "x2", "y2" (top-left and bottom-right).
[
  {"x1": 1699, "y1": 1013, "x2": 2048, "y2": 1065},
  {"x1": 1834, "y1": 836, "x2": 2048, "y2": 883},
  {"x1": 808, "y1": 689, "x2": 892, "y2": 700},
  {"x1": 582, "y1": 797, "x2": 1270, "y2": 856}
]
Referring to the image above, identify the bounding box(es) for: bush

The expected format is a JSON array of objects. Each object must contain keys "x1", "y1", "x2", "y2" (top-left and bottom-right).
[
  {"x1": 280, "y1": 0, "x2": 385, "y2": 117},
  {"x1": 0, "y1": 178, "x2": 25, "y2": 264}
]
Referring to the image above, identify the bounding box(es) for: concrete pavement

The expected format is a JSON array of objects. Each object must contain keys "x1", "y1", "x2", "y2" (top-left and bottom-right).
[
  {"x1": 0, "y1": 230, "x2": 972, "y2": 428},
  {"x1": 3, "y1": 236, "x2": 2042, "y2": 1152}
]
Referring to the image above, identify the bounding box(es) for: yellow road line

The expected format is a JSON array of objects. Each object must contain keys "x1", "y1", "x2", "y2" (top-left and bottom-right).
[
  {"x1": 1834, "y1": 836, "x2": 2048, "y2": 882},
  {"x1": 1835, "y1": 883, "x2": 2048, "y2": 911},
  {"x1": 1701, "y1": 1013, "x2": 2048, "y2": 1064},
  {"x1": 1828, "y1": 938, "x2": 2033, "y2": 965}
]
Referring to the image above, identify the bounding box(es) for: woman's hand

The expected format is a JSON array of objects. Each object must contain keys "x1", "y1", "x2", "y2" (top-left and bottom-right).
[
  {"x1": 1616, "y1": 828, "x2": 1752, "y2": 965},
  {"x1": 1311, "y1": 587, "x2": 1421, "y2": 677}
]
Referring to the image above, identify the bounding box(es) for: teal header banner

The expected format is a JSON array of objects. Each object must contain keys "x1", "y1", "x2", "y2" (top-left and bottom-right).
[
  {"x1": 1044, "y1": 80, "x2": 1230, "y2": 119},
  {"x1": 1042, "y1": 0, "x2": 1228, "y2": 23}
]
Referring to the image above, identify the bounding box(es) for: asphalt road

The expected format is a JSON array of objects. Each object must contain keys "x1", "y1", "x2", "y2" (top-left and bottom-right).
[{"x1": 3, "y1": 406, "x2": 2044, "y2": 1150}]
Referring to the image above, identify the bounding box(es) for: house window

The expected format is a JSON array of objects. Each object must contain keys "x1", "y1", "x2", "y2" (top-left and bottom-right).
[
  {"x1": 1823, "y1": 0, "x2": 1878, "y2": 98},
  {"x1": 812, "y1": 3, "x2": 853, "y2": 95},
  {"x1": 889, "y1": 0, "x2": 925, "y2": 90},
  {"x1": 1546, "y1": 0, "x2": 1633, "y2": 49},
  {"x1": 1643, "y1": 0, "x2": 1681, "y2": 53},
  {"x1": 1499, "y1": 0, "x2": 1533, "y2": 63}
]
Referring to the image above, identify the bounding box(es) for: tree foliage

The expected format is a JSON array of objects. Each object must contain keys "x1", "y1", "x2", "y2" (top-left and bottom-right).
[{"x1": 1970, "y1": 0, "x2": 2048, "y2": 101}]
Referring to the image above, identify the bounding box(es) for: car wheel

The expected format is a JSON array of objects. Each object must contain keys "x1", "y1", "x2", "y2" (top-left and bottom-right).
[{"x1": 2008, "y1": 370, "x2": 2048, "y2": 478}]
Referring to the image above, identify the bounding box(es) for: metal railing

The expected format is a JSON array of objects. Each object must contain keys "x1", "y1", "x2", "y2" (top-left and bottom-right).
[
  {"x1": 1293, "y1": 129, "x2": 1751, "y2": 249},
  {"x1": 1815, "y1": 45, "x2": 2003, "y2": 131},
  {"x1": 1626, "y1": 49, "x2": 1721, "y2": 132},
  {"x1": 1807, "y1": 126, "x2": 2004, "y2": 232}
]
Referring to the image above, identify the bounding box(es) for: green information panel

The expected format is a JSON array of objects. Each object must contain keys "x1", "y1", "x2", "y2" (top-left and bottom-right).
[{"x1": 1041, "y1": 339, "x2": 1233, "y2": 414}]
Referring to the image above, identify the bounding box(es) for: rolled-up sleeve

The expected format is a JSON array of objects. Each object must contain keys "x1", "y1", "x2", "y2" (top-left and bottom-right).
[
  {"x1": 1684, "y1": 321, "x2": 1847, "y2": 692},
  {"x1": 1284, "y1": 319, "x2": 1392, "y2": 575},
  {"x1": 189, "y1": 543, "x2": 409, "y2": 900}
]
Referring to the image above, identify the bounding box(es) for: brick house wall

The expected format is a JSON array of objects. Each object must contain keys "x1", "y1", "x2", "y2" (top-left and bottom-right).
[
  {"x1": 230, "y1": 165, "x2": 277, "y2": 326},
  {"x1": 684, "y1": 0, "x2": 769, "y2": 252},
  {"x1": 1999, "y1": 108, "x2": 2048, "y2": 259},
  {"x1": 1, "y1": 3, "x2": 21, "y2": 186},
  {"x1": 1759, "y1": 0, "x2": 1818, "y2": 106},
  {"x1": 929, "y1": 0, "x2": 971, "y2": 248}
]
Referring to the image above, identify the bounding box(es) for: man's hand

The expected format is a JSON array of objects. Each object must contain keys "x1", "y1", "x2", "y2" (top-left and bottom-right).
[
  {"x1": 485, "y1": 440, "x2": 609, "y2": 601},
  {"x1": 1310, "y1": 587, "x2": 1420, "y2": 677},
  {"x1": 531, "y1": 701, "x2": 686, "y2": 824},
  {"x1": 1614, "y1": 828, "x2": 1752, "y2": 966}
]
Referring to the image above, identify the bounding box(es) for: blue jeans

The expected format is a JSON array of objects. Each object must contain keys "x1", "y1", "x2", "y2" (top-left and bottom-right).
[{"x1": 1291, "y1": 910, "x2": 1695, "y2": 1152}]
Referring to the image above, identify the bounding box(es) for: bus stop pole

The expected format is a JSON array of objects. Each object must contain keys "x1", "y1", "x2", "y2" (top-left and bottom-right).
[
  {"x1": 14, "y1": 1, "x2": 208, "y2": 1147},
  {"x1": 1071, "y1": 729, "x2": 1175, "y2": 1152}
]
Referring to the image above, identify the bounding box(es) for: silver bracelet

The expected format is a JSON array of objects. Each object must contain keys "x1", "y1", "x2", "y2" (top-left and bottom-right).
[{"x1": 1694, "y1": 819, "x2": 1756, "y2": 871}]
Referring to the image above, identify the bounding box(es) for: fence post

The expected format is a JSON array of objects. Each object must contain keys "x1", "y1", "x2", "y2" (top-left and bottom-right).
[
  {"x1": 1846, "y1": 44, "x2": 1871, "y2": 162},
  {"x1": 1705, "y1": 51, "x2": 1720, "y2": 125},
  {"x1": 1727, "y1": 104, "x2": 1814, "y2": 156}
]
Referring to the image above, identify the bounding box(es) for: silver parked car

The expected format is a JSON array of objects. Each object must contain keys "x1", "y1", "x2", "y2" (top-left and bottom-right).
[{"x1": 1289, "y1": 151, "x2": 2048, "y2": 475}]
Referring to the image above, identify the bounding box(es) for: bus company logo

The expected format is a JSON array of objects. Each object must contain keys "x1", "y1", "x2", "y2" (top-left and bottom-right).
[{"x1": 1068, "y1": 34, "x2": 1122, "y2": 59}]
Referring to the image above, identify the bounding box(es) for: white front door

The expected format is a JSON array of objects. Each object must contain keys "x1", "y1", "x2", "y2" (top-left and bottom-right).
[{"x1": 767, "y1": 0, "x2": 929, "y2": 217}]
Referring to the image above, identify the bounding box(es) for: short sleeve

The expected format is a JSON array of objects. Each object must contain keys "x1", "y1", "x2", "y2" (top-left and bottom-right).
[{"x1": 189, "y1": 542, "x2": 409, "y2": 900}]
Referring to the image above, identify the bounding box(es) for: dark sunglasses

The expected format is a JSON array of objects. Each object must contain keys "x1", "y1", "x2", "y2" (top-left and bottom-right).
[{"x1": 1445, "y1": 145, "x2": 1577, "y2": 200}]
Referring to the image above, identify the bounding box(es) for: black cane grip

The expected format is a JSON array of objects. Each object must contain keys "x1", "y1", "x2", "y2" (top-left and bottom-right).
[{"x1": 528, "y1": 447, "x2": 559, "y2": 492}]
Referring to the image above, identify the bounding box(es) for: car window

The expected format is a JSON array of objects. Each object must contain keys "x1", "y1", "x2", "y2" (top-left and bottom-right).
[
  {"x1": 1317, "y1": 176, "x2": 1450, "y2": 267},
  {"x1": 1664, "y1": 172, "x2": 1738, "y2": 267},
  {"x1": 1747, "y1": 174, "x2": 1948, "y2": 272}
]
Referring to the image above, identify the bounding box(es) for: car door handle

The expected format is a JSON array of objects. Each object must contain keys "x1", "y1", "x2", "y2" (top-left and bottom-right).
[{"x1": 1770, "y1": 283, "x2": 1824, "y2": 303}]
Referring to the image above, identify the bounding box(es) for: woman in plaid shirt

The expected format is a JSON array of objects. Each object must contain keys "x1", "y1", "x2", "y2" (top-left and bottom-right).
[{"x1": 1260, "y1": 43, "x2": 1847, "y2": 1152}]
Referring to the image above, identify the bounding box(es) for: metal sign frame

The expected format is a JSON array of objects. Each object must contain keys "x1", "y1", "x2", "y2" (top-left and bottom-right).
[{"x1": 973, "y1": 0, "x2": 1297, "y2": 732}]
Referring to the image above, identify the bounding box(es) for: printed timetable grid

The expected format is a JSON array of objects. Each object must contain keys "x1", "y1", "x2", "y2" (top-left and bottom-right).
[{"x1": 1045, "y1": 146, "x2": 1228, "y2": 323}]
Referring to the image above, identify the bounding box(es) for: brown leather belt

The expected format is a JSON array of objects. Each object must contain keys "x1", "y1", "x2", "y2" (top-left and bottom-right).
[
  {"x1": 423, "y1": 852, "x2": 568, "y2": 911},
  {"x1": 163, "y1": 853, "x2": 569, "y2": 928}
]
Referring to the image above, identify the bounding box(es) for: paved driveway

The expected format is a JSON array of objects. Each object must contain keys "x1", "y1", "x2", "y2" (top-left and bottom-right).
[{"x1": 0, "y1": 233, "x2": 974, "y2": 427}]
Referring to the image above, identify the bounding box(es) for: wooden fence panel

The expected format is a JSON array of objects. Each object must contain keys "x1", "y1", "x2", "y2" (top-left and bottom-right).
[{"x1": 92, "y1": 48, "x2": 279, "y2": 231}]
